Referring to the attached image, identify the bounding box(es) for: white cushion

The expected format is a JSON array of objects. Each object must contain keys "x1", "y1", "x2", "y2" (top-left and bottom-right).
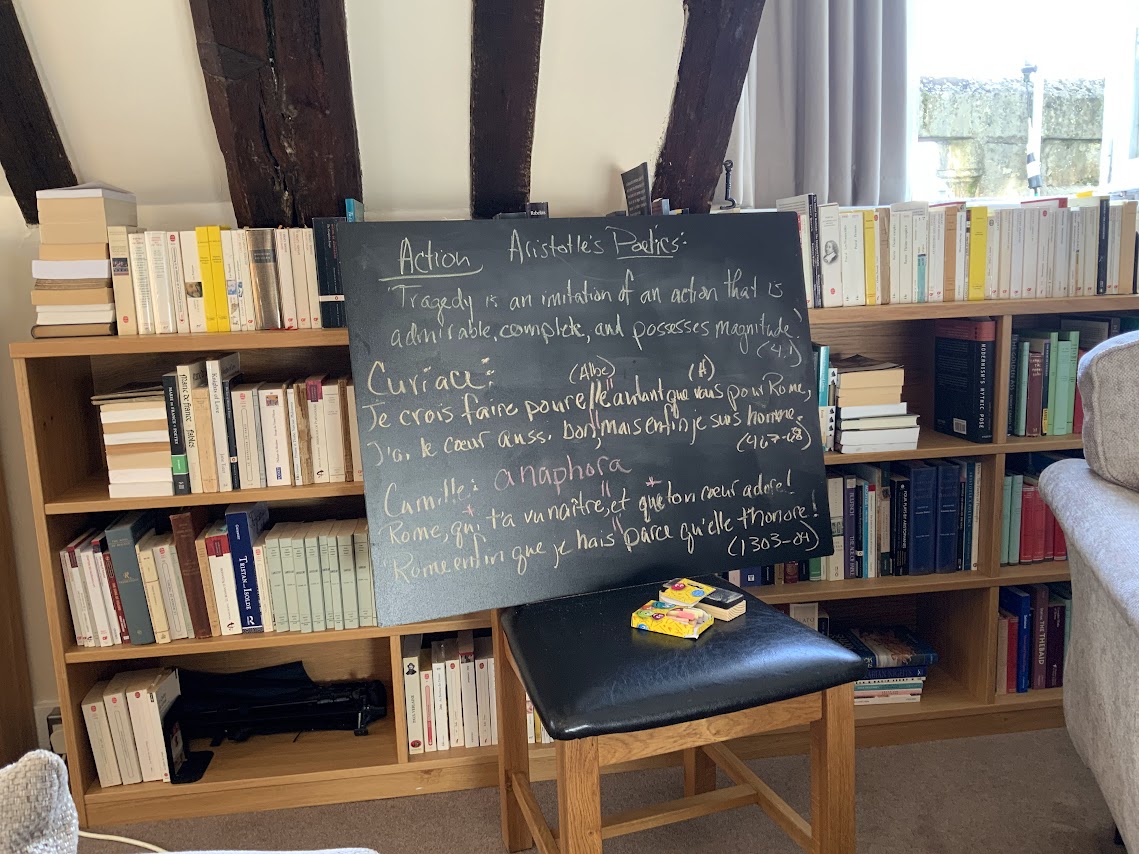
[
  {"x1": 0, "y1": 750, "x2": 78, "y2": 854},
  {"x1": 1077, "y1": 331, "x2": 1139, "y2": 491}
]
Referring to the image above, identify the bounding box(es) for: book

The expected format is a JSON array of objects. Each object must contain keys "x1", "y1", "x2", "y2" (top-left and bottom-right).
[
  {"x1": 166, "y1": 232, "x2": 191, "y2": 334},
  {"x1": 457, "y1": 629, "x2": 479, "y2": 747},
  {"x1": 304, "y1": 523, "x2": 328, "y2": 632},
  {"x1": 474, "y1": 636, "x2": 493, "y2": 747},
  {"x1": 107, "y1": 225, "x2": 143, "y2": 335},
  {"x1": 170, "y1": 508, "x2": 212, "y2": 639},
  {"x1": 144, "y1": 231, "x2": 176, "y2": 334},
  {"x1": 401, "y1": 634, "x2": 425, "y2": 754},
  {"x1": 102, "y1": 672, "x2": 143, "y2": 784},
  {"x1": 833, "y1": 626, "x2": 939, "y2": 667},
  {"x1": 317, "y1": 521, "x2": 341, "y2": 631},
  {"x1": 233, "y1": 230, "x2": 257, "y2": 331},
  {"x1": 179, "y1": 230, "x2": 207, "y2": 333},
  {"x1": 335, "y1": 520, "x2": 358, "y2": 630},
  {"x1": 419, "y1": 648, "x2": 437, "y2": 752},
  {"x1": 232, "y1": 383, "x2": 266, "y2": 490},
  {"x1": 246, "y1": 228, "x2": 283, "y2": 330},
  {"x1": 161, "y1": 372, "x2": 190, "y2": 495},
  {"x1": 933, "y1": 317, "x2": 994, "y2": 443},
  {"x1": 324, "y1": 377, "x2": 347, "y2": 483},
  {"x1": 430, "y1": 641, "x2": 450, "y2": 751},
  {"x1": 258, "y1": 383, "x2": 294, "y2": 486},
  {"x1": 289, "y1": 227, "x2": 312, "y2": 329},
  {"x1": 151, "y1": 534, "x2": 191, "y2": 641},
  {"x1": 176, "y1": 360, "x2": 208, "y2": 494},
  {"x1": 353, "y1": 521, "x2": 376, "y2": 627},
  {"x1": 831, "y1": 355, "x2": 905, "y2": 389},
  {"x1": 226, "y1": 502, "x2": 270, "y2": 632},
  {"x1": 104, "y1": 512, "x2": 157, "y2": 645},
  {"x1": 818, "y1": 202, "x2": 843, "y2": 308},
  {"x1": 442, "y1": 637, "x2": 464, "y2": 747},
  {"x1": 126, "y1": 232, "x2": 154, "y2": 334},
  {"x1": 776, "y1": 194, "x2": 821, "y2": 307},
  {"x1": 126, "y1": 668, "x2": 180, "y2": 783},
  {"x1": 263, "y1": 524, "x2": 291, "y2": 632},
  {"x1": 205, "y1": 520, "x2": 241, "y2": 636},
  {"x1": 999, "y1": 586, "x2": 1032, "y2": 692},
  {"x1": 275, "y1": 228, "x2": 300, "y2": 329},
  {"x1": 205, "y1": 354, "x2": 241, "y2": 492},
  {"x1": 839, "y1": 209, "x2": 866, "y2": 306},
  {"x1": 894, "y1": 461, "x2": 936, "y2": 575},
  {"x1": 1030, "y1": 584, "x2": 1050, "y2": 690},
  {"x1": 346, "y1": 380, "x2": 363, "y2": 482}
]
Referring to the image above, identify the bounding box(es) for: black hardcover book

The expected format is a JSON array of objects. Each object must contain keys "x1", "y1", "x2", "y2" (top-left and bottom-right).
[
  {"x1": 891, "y1": 474, "x2": 910, "y2": 576},
  {"x1": 808, "y1": 195, "x2": 822, "y2": 309},
  {"x1": 1007, "y1": 333, "x2": 1019, "y2": 437},
  {"x1": 934, "y1": 317, "x2": 995, "y2": 443},
  {"x1": 221, "y1": 372, "x2": 242, "y2": 490},
  {"x1": 1097, "y1": 197, "x2": 1110, "y2": 295},
  {"x1": 161, "y1": 372, "x2": 191, "y2": 495},
  {"x1": 620, "y1": 163, "x2": 651, "y2": 215},
  {"x1": 761, "y1": 564, "x2": 776, "y2": 586},
  {"x1": 797, "y1": 560, "x2": 810, "y2": 582},
  {"x1": 314, "y1": 217, "x2": 348, "y2": 327}
]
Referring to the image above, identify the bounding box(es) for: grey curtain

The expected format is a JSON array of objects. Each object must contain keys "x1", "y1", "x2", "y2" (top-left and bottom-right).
[{"x1": 725, "y1": 0, "x2": 909, "y2": 208}]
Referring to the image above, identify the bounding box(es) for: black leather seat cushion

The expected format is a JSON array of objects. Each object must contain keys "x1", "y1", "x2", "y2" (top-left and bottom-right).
[{"x1": 501, "y1": 577, "x2": 867, "y2": 741}]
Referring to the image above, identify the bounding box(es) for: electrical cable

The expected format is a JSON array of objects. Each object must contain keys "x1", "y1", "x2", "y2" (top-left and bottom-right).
[{"x1": 78, "y1": 829, "x2": 168, "y2": 853}]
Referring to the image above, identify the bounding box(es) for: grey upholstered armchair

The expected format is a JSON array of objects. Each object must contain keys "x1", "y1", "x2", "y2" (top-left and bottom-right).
[{"x1": 1040, "y1": 331, "x2": 1139, "y2": 851}]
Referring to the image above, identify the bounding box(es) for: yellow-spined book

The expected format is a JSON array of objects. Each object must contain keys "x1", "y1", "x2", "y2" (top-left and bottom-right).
[
  {"x1": 195, "y1": 226, "x2": 219, "y2": 332},
  {"x1": 861, "y1": 209, "x2": 877, "y2": 305},
  {"x1": 967, "y1": 206, "x2": 987, "y2": 301},
  {"x1": 207, "y1": 226, "x2": 230, "y2": 332}
]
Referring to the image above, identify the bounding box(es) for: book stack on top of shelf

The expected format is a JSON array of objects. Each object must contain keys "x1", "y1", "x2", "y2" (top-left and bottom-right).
[
  {"x1": 998, "y1": 584, "x2": 1071, "y2": 695},
  {"x1": 775, "y1": 192, "x2": 1138, "y2": 309},
  {"x1": 93, "y1": 384, "x2": 172, "y2": 499},
  {"x1": 59, "y1": 507, "x2": 376, "y2": 649},
  {"x1": 830, "y1": 356, "x2": 916, "y2": 454},
  {"x1": 32, "y1": 184, "x2": 137, "y2": 338},
  {"x1": 832, "y1": 626, "x2": 939, "y2": 705}
]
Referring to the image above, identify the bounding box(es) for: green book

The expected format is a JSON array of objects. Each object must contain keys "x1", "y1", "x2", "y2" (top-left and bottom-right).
[
  {"x1": 1009, "y1": 473, "x2": 1024, "y2": 565},
  {"x1": 808, "y1": 557, "x2": 823, "y2": 582},
  {"x1": 1015, "y1": 340, "x2": 1031, "y2": 436},
  {"x1": 1056, "y1": 330, "x2": 1079, "y2": 435},
  {"x1": 1023, "y1": 330, "x2": 1061, "y2": 435},
  {"x1": 1052, "y1": 340, "x2": 1073, "y2": 436},
  {"x1": 1000, "y1": 474, "x2": 1013, "y2": 565}
]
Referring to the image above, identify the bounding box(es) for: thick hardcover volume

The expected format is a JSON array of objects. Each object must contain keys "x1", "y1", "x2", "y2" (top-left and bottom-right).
[
  {"x1": 895, "y1": 462, "x2": 936, "y2": 575},
  {"x1": 1030, "y1": 584, "x2": 1050, "y2": 690},
  {"x1": 999, "y1": 586, "x2": 1032, "y2": 693},
  {"x1": 313, "y1": 217, "x2": 348, "y2": 327},
  {"x1": 104, "y1": 511, "x2": 156, "y2": 645},
  {"x1": 170, "y1": 507, "x2": 212, "y2": 639},
  {"x1": 161, "y1": 373, "x2": 190, "y2": 495},
  {"x1": 1025, "y1": 351, "x2": 1044, "y2": 438},
  {"x1": 226, "y1": 502, "x2": 270, "y2": 633},
  {"x1": 107, "y1": 225, "x2": 142, "y2": 334},
  {"x1": 1046, "y1": 598, "x2": 1066, "y2": 688},
  {"x1": 933, "y1": 317, "x2": 995, "y2": 443},
  {"x1": 247, "y1": 228, "x2": 283, "y2": 329},
  {"x1": 932, "y1": 461, "x2": 962, "y2": 573}
]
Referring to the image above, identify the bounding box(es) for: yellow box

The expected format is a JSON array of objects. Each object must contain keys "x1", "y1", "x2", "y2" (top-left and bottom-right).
[
  {"x1": 631, "y1": 600, "x2": 713, "y2": 639},
  {"x1": 658, "y1": 578, "x2": 714, "y2": 607}
]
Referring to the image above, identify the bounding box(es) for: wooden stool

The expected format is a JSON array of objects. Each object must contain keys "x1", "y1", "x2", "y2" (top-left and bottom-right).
[{"x1": 493, "y1": 579, "x2": 866, "y2": 854}]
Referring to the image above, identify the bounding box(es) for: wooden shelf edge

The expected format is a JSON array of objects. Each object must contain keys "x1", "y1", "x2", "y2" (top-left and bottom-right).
[
  {"x1": 10, "y1": 329, "x2": 350, "y2": 359},
  {"x1": 757, "y1": 571, "x2": 994, "y2": 604},
  {"x1": 994, "y1": 687, "x2": 1064, "y2": 708},
  {"x1": 997, "y1": 561, "x2": 1070, "y2": 585},
  {"x1": 809, "y1": 294, "x2": 1139, "y2": 326},
  {"x1": 825, "y1": 432, "x2": 1082, "y2": 465},
  {"x1": 64, "y1": 612, "x2": 492, "y2": 663}
]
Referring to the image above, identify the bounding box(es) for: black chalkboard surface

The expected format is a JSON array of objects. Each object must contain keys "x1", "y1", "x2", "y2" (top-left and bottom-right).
[{"x1": 339, "y1": 214, "x2": 831, "y2": 626}]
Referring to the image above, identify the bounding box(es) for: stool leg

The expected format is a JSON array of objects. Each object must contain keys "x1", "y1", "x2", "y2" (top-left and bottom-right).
[
  {"x1": 493, "y1": 611, "x2": 533, "y2": 852},
  {"x1": 810, "y1": 683, "x2": 856, "y2": 854},
  {"x1": 683, "y1": 747, "x2": 716, "y2": 797},
  {"x1": 557, "y1": 737, "x2": 602, "y2": 854}
]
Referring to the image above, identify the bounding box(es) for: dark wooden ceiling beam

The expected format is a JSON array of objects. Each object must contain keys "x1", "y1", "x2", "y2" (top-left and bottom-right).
[
  {"x1": 0, "y1": 0, "x2": 77, "y2": 224},
  {"x1": 189, "y1": 0, "x2": 362, "y2": 227},
  {"x1": 652, "y1": 0, "x2": 766, "y2": 214},
  {"x1": 469, "y1": 0, "x2": 545, "y2": 220}
]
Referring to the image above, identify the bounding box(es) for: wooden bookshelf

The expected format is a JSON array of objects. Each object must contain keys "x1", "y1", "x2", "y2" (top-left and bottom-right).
[{"x1": 15, "y1": 294, "x2": 1110, "y2": 827}]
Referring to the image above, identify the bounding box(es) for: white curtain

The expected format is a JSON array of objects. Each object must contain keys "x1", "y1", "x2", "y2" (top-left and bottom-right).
[{"x1": 725, "y1": 0, "x2": 910, "y2": 209}]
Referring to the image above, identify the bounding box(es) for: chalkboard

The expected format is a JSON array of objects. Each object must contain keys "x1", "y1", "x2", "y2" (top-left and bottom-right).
[{"x1": 339, "y1": 214, "x2": 831, "y2": 626}]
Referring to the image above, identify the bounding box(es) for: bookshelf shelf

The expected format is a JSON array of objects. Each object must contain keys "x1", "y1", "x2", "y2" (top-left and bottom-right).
[
  {"x1": 44, "y1": 474, "x2": 364, "y2": 515},
  {"x1": 18, "y1": 285, "x2": 1110, "y2": 829}
]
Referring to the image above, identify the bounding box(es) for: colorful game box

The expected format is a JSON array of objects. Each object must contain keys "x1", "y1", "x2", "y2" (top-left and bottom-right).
[{"x1": 631, "y1": 600, "x2": 713, "y2": 639}]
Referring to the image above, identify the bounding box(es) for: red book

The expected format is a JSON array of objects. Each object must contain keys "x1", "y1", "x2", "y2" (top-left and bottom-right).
[
  {"x1": 1025, "y1": 351, "x2": 1044, "y2": 437},
  {"x1": 1042, "y1": 504, "x2": 1056, "y2": 561},
  {"x1": 1006, "y1": 614, "x2": 1018, "y2": 694},
  {"x1": 782, "y1": 562, "x2": 798, "y2": 584},
  {"x1": 1053, "y1": 517, "x2": 1068, "y2": 560},
  {"x1": 95, "y1": 535, "x2": 129, "y2": 644},
  {"x1": 170, "y1": 507, "x2": 213, "y2": 639},
  {"x1": 1046, "y1": 599, "x2": 1066, "y2": 688},
  {"x1": 1073, "y1": 350, "x2": 1088, "y2": 434}
]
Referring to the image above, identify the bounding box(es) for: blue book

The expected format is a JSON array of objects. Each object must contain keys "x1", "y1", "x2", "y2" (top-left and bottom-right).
[
  {"x1": 865, "y1": 665, "x2": 928, "y2": 680},
  {"x1": 225, "y1": 502, "x2": 271, "y2": 632},
  {"x1": 932, "y1": 461, "x2": 962, "y2": 573},
  {"x1": 103, "y1": 511, "x2": 158, "y2": 646},
  {"x1": 344, "y1": 198, "x2": 365, "y2": 222},
  {"x1": 833, "y1": 626, "x2": 938, "y2": 667},
  {"x1": 999, "y1": 586, "x2": 1033, "y2": 693},
  {"x1": 812, "y1": 343, "x2": 830, "y2": 404},
  {"x1": 951, "y1": 459, "x2": 976, "y2": 571},
  {"x1": 895, "y1": 461, "x2": 936, "y2": 575}
]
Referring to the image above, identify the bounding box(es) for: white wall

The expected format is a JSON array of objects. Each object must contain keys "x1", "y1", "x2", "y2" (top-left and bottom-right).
[{"x1": 1, "y1": 0, "x2": 684, "y2": 716}]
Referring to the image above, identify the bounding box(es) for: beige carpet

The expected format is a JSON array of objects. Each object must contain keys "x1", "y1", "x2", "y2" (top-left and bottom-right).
[{"x1": 79, "y1": 729, "x2": 1119, "y2": 854}]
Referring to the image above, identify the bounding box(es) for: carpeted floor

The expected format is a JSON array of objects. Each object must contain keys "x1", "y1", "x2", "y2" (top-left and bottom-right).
[{"x1": 79, "y1": 729, "x2": 1119, "y2": 854}]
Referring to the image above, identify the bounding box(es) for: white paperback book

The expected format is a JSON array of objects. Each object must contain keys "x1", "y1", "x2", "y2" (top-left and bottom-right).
[
  {"x1": 274, "y1": 228, "x2": 299, "y2": 329},
  {"x1": 353, "y1": 521, "x2": 376, "y2": 627},
  {"x1": 926, "y1": 206, "x2": 945, "y2": 302},
  {"x1": 289, "y1": 227, "x2": 312, "y2": 329},
  {"x1": 346, "y1": 381, "x2": 363, "y2": 482},
  {"x1": 419, "y1": 649, "x2": 437, "y2": 752},
  {"x1": 232, "y1": 383, "x2": 265, "y2": 490},
  {"x1": 431, "y1": 641, "x2": 450, "y2": 751},
  {"x1": 126, "y1": 668, "x2": 181, "y2": 783},
  {"x1": 291, "y1": 523, "x2": 315, "y2": 633},
  {"x1": 475, "y1": 636, "x2": 493, "y2": 747},
  {"x1": 278, "y1": 523, "x2": 304, "y2": 633},
  {"x1": 324, "y1": 379, "x2": 346, "y2": 483},
  {"x1": 318, "y1": 521, "x2": 341, "y2": 631},
  {"x1": 264, "y1": 524, "x2": 290, "y2": 632},
  {"x1": 102, "y1": 672, "x2": 144, "y2": 784},
  {"x1": 305, "y1": 523, "x2": 327, "y2": 632},
  {"x1": 401, "y1": 635, "x2": 425, "y2": 754},
  {"x1": 151, "y1": 534, "x2": 190, "y2": 640},
  {"x1": 1038, "y1": 207, "x2": 1056, "y2": 298},
  {"x1": 336, "y1": 520, "x2": 358, "y2": 630},
  {"x1": 127, "y1": 232, "x2": 155, "y2": 334},
  {"x1": 984, "y1": 210, "x2": 1001, "y2": 300},
  {"x1": 1022, "y1": 208, "x2": 1041, "y2": 299},
  {"x1": 82, "y1": 681, "x2": 122, "y2": 788},
  {"x1": 911, "y1": 208, "x2": 928, "y2": 302},
  {"x1": 954, "y1": 209, "x2": 968, "y2": 300},
  {"x1": 838, "y1": 210, "x2": 866, "y2": 306},
  {"x1": 258, "y1": 383, "x2": 294, "y2": 486},
  {"x1": 77, "y1": 541, "x2": 115, "y2": 647},
  {"x1": 234, "y1": 230, "x2": 257, "y2": 331},
  {"x1": 818, "y1": 203, "x2": 843, "y2": 308},
  {"x1": 302, "y1": 228, "x2": 322, "y2": 328},
  {"x1": 1054, "y1": 207, "x2": 1071, "y2": 297},
  {"x1": 252, "y1": 531, "x2": 274, "y2": 632},
  {"x1": 179, "y1": 230, "x2": 208, "y2": 333},
  {"x1": 206, "y1": 520, "x2": 242, "y2": 636},
  {"x1": 1010, "y1": 207, "x2": 1026, "y2": 299},
  {"x1": 306, "y1": 375, "x2": 329, "y2": 484},
  {"x1": 286, "y1": 386, "x2": 305, "y2": 486},
  {"x1": 59, "y1": 535, "x2": 93, "y2": 647},
  {"x1": 998, "y1": 208, "x2": 1014, "y2": 300},
  {"x1": 1066, "y1": 208, "x2": 1081, "y2": 296},
  {"x1": 220, "y1": 230, "x2": 243, "y2": 331},
  {"x1": 457, "y1": 629, "x2": 479, "y2": 747},
  {"x1": 165, "y1": 232, "x2": 191, "y2": 334},
  {"x1": 442, "y1": 637, "x2": 465, "y2": 747},
  {"x1": 206, "y1": 353, "x2": 241, "y2": 492},
  {"x1": 488, "y1": 652, "x2": 498, "y2": 745}
]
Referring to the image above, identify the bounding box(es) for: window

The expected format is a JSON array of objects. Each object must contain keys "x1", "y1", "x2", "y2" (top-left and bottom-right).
[{"x1": 910, "y1": 0, "x2": 1133, "y2": 199}]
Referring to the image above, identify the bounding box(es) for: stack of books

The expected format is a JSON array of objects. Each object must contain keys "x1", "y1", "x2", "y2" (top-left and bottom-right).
[
  {"x1": 32, "y1": 183, "x2": 137, "y2": 338},
  {"x1": 60, "y1": 507, "x2": 377, "y2": 648},
  {"x1": 998, "y1": 584, "x2": 1071, "y2": 694},
  {"x1": 832, "y1": 626, "x2": 939, "y2": 705},
  {"x1": 82, "y1": 668, "x2": 180, "y2": 788},
  {"x1": 92, "y1": 384, "x2": 172, "y2": 499},
  {"x1": 774, "y1": 192, "x2": 1139, "y2": 309},
  {"x1": 831, "y1": 356, "x2": 917, "y2": 453}
]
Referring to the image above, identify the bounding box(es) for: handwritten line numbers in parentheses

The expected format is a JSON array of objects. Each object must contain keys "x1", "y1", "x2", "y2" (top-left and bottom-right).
[{"x1": 687, "y1": 354, "x2": 717, "y2": 383}]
